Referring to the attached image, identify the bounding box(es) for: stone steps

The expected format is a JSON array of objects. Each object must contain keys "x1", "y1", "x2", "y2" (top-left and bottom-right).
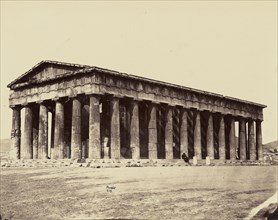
[{"x1": 0, "y1": 158, "x2": 272, "y2": 168}]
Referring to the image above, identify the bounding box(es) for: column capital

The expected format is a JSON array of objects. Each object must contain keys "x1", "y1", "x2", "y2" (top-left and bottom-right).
[
  {"x1": 143, "y1": 99, "x2": 159, "y2": 105},
  {"x1": 213, "y1": 111, "x2": 228, "y2": 117},
  {"x1": 151, "y1": 101, "x2": 160, "y2": 105},
  {"x1": 224, "y1": 114, "x2": 235, "y2": 119},
  {"x1": 10, "y1": 104, "x2": 22, "y2": 110},
  {"x1": 179, "y1": 106, "x2": 188, "y2": 111},
  {"x1": 126, "y1": 97, "x2": 142, "y2": 103},
  {"x1": 190, "y1": 107, "x2": 198, "y2": 111},
  {"x1": 21, "y1": 102, "x2": 30, "y2": 107},
  {"x1": 112, "y1": 94, "x2": 123, "y2": 99},
  {"x1": 70, "y1": 94, "x2": 83, "y2": 99},
  {"x1": 166, "y1": 103, "x2": 176, "y2": 108},
  {"x1": 238, "y1": 115, "x2": 248, "y2": 119},
  {"x1": 190, "y1": 108, "x2": 201, "y2": 115},
  {"x1": 246, "y1": 118, "x2": 255, "y2": 123},
  {"x1": 129, "y1": 99, "x2": 140, "y2": 108},
  {"x1": 143, "y1": 100, "x2": 159, "y2": 108},
  {"x1": 52, "y1": 96, "x2": 65, "y2": 102},
  {"x1": 131, "y1": 99, "x2": 140, "y2": 103},
  {"x1": 89, "y1": 93, "x2": 102, "y2": 100},
  {"x1": 124, "y1": 94, "x2": 136, "y2": 100},
  {"x1": 36, "y1": 100, "x2": 47, "y2": 105},
  {"x1": 238, "y1": 116, "x2": 248, "y2": 122},
  {"x1": 179, "y1": 108, "x2": 190, "y2": 117},
  {"x1": 107, "y1": 94, "x2": 122, "y2": 102}
]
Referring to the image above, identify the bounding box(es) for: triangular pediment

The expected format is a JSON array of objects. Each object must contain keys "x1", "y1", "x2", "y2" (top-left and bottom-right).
[{"x1": 7, "y1": 60, "x2": 89, "y2": 88}]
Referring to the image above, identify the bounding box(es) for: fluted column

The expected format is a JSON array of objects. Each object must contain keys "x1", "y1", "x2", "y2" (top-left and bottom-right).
[
  {"x1": 32, "y1": 105, "x2": 39, "y2": 159},
  {"x1": 130, "y1": 100, "x2": 140, "y2": 159},
  {"x1": 22, "y1": 105, "x2": 33, "y2": 159},
  {"x1": 88, "y1": 95, "x2": 101, "y2": 159},
  {"x1": 165, "y1": 106, "x2": 173, "y2": 159},
  {"x1": 239, "y1": 118, "x2": 246, "y2": 160},
  {"x1": 54, "y1": 100, "x2": 65, "y2": 159},
  {"x1": 218, "y1": 115, "x2": 226, "y2": 160},
  {"x1": 71, "y1": 97, "x2": 82, "y2": 159},
  {"x1": 207, "y1": 113, "x2": 214, "y2": 159},
  {"x1": 110, "y1": 97, "x2": 120, "y2": 159},
  {"x1": 180, "y1": 109, "x2": 188, "y2": 157},
  {"x1": 248, "y1": 120, "x2": 256, "y2": 161},
  {"x1": 38, "y1": 103, "x2": 48, "y2": 159},
  {"x1": 229, "y1": 117, "x2": 236, "y2": 161},
  {"x1": 256, "y1": 120, "x2": 263, "y2": 160},
  {"x1": 148, "y1": 102, "x2": 157, "y2": 159},
  {"x1": 194, "y1": 110, "x2": 201, "y2": 159},
  {"x1": 10, "y1": 107, "x2": 21, "y2": 159}
]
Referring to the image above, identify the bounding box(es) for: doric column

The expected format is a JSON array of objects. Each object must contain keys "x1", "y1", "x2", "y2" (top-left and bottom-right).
[
  {"x1": 110, "y1": 96, "x2": 120, "y2": 159},
  {"x1": 10, "y1": 106, "x2": 21, "y2": 159},
  {"x1": 239, "y1": 118, "x2": 246, "y2": 160},
  {"x1": 256, "y1": 120, "x2": 263, "y2": 160},
  {"x1": 130, "y1": 100, "x2": 140, "y2": 159},
  {"x1": 88, "y1": 95, "x2": 101, "y2": 159},
  {"x1": 248, "y1": 120, "x2": 256, "y2": 161},
  {"x1": 218, "y1": 114, "x2": 226, "y2": 160},
  {"x1": 207, "y1": 112, "x2": 214, "y2": 159},
  {"x1": 180, "y1": 109, "x2": 188, "y2": 157},
  {"x1": 165, "y1": 106, "x2": 173, "y2": 159},
  {"x1": 22, "y1": 105, "x2": 33, "y2": 159},
  {"x1": 50, "y1": 110, "x2": 55, "y2": 151},
  {"x1": 71, "y1": 97, "x2": 82, "y2": 159},
  {"x1": 32, "y1": 105, "x2": 39, "y2": 159},
  {"x1": 229, "y1": 117, "x2": 236, "y2": 161},
  {"x1": 54, "y1": 100, "x2": 65, "y2": 159},
  {"x1": 194, "y1": 110, "x2": 201, "y2": 159},
  {"x1": 148, "y1": 102, "x2": 157, "y2": 159},
  {"x1": 38, "y1": 102, "x2": 48, "y2": 159}
]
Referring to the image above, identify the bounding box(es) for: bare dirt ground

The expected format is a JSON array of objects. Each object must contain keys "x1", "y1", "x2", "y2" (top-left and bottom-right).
[{"x1": 0, "y1": 166, "x2": 277, "y2": 220}]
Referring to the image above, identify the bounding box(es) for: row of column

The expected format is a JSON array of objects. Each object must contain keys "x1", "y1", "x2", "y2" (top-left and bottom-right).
[
  {"x1": 10, "y1": 95, "x2": 263, "y2": 161},
  {"x1": 190, "y1": 112, "x2": 263, "y2": 161}
]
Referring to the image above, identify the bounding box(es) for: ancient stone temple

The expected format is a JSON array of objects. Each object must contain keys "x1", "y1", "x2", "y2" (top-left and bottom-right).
[{"x1": 8, "y1": 60, "x2": 266, "y2": 161}]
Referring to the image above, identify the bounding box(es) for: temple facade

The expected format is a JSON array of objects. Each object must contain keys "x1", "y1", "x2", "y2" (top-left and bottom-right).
[{"x1": 8, "y1": 61, "x2": 266, "y2": 161}]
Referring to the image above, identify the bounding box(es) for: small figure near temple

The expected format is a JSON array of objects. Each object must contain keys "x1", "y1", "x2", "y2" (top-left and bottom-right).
[{"x1": 182, "y1": 153, "x2": 191, "y2": 165}]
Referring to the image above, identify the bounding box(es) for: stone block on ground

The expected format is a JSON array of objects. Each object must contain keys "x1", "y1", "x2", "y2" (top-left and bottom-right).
[
  {"x1": 206, "y1": 156, "x2": 210, "y2": 165},
  {"x1": 193, "y1": 156, "x2": 197, "y2": 165}
]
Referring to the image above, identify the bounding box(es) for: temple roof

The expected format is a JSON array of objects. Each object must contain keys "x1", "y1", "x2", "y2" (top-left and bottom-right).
[{"x1": 7, "y1": 60, "x2": 90, "y2": 88}]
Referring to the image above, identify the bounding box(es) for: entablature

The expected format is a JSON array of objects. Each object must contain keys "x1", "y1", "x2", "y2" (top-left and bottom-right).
[{"x1": 9, "y1": 68, "x2": 265, "y2": 120}]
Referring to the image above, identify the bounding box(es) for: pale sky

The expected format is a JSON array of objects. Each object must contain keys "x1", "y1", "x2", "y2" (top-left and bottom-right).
[{"x1": 1, "y1": 1, "x2": 277, "y2": 144}]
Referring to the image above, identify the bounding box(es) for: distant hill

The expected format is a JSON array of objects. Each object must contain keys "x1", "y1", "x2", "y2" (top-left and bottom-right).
[
  {"x1": 0, "y1": 138, "x2": 11, "y2": 161},
  {"x1": 0, "y1": 138, "x2": 10, "y2": 153},
  {"x1": 263, "y1": 140, "x2": 278, "y2": 154},
  {"x1": 263, "y1": 140, "x2": 278, "y2": 151}
]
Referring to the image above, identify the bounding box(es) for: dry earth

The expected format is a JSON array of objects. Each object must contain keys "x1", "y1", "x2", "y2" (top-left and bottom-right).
[{"x1": 0, "y1": 166, "x2": 277, "y2": 220}]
